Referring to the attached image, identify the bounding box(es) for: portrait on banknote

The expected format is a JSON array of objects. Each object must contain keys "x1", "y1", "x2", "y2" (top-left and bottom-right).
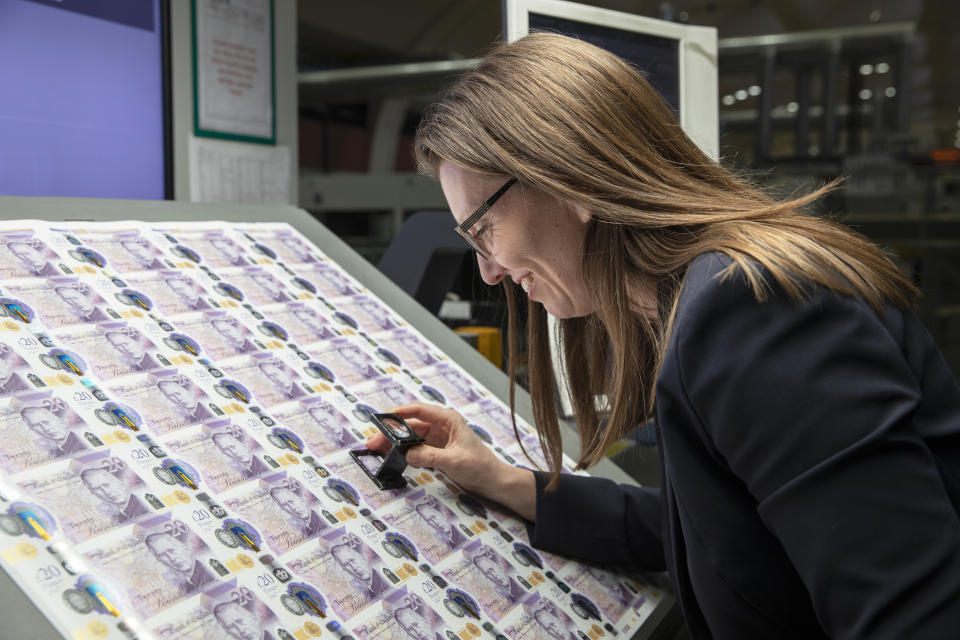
[
  {"x1": 81, "y1": 515, "x2": 220, "y2": 618},
  {"x1": 52, "y1": 322, "x2": 162, "y2": 379},
  {"x1": 375, "y1": 330, "x2": 442, "y2": 370},
  {"x1": 459, "y1": 400, "x2": 533, "y2": 445},
  {"x1": 337, "y1": 295, "x2": 399, "y2": 334},
  {"x1": 290, "y1": 262, "x2": 358, "y2": 299},
  {"x1": 268, "y1": 397, "x2": 360, "y2": 457},
  {"x1": 286, "y1": 527, "x2": 395, "y2": 620},
  {"x1": 0, "y1": 231, "x2": 62, "y2": 278},
  {"x1": 217, "y1": 354, "x2": 309, "y2": 409},
  {"x1": 167, "y1": 272, "x2": 215, "y2": 312},
  {"x1": 108, "y1": 370, "x2": 215, "y2": 435},
  {"x1": 152, "y1": 583, "x2": 286, "y2": 640},
  {"x1": 172, "y1": 311, "x2": 262, "y2": 360},
  {"x1": 68, "y1": 230, "x2": 166, "y2": 273},
  {"x1": 221, "y1": 267, "x2": 293, "y2": 306},
  {"x1": 353, "y1": 588, "x2": 456, "y2": 640},
  {"x1": 260, "y1": 302, "x2": 336, "y2": 346},
  {"x1": 0, "y1": 391, "x2": 92, "y2": 473},
  {"x1": 158, "y1": 229, "x2": 252, "y2": 269},
  {"x1": 440, "y1": 541, "x2": 528, "y2": 621},
  {"x1": 164, "y1": 421, "x2": 272, "y2": 494},
  {"x1": 380, "y1": 491, "x2": 470, "y2": 564},
  {"x1": 117, "y1": 235, "x2": 167, "y2": 271},
  {"x1": 3, "y1": 277, "x2": 112, "y2": 328},
  {"x1": 256, "y1": 355, "x2": 309, "y2": 401},
  {"x1": 352, "y1": 376, "x2": 419, "y2": 413},
  {"x1": 562, "y1": 563, "x2": 642, "y2": 623},
  {"x1": 503, "y1": 594, "x2": 585, "y2": 640},
  {"x1": 222, "y1": 474, "x2": 329, "y2": 555},
  {"x1": 417, "y1": 365, "x2": 485, "y2": 408},
  {"x1": 0, "y1": 341, "x2": 34, "y2": 397},
  {"x1": 119, "y1": 271, "x2": 213, "y2": 316},
  {"x1": 158, "y1": 372, "x2": 216, "y2": 423},
  {"x1": 207, "y1": 235, "x2": 252, "y2": 266},
  {"x1": 276, "y1": 234, "x2": 317, "y2": 264},
  {"x1": 302, "y1": 338, "x2": 381, "y2": 387},
  {"x1": 16, "y1": 452, "x2": 154, "y2": 542},
  {"x1": 242, "y1": 228, "x2": 318, "y2": 265}
]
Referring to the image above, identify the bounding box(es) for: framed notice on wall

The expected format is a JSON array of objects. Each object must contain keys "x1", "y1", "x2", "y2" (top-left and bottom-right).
[{"x1": 193, "y1": 0, "x2": 275, "y2": 144}]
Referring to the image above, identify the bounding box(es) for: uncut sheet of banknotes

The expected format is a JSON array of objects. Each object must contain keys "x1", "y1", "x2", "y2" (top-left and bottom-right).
[{"x1": 0, "y1": 221, "x2": 663, "y2": 640}]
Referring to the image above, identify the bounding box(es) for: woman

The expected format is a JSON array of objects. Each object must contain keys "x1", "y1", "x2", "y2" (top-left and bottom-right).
[{"x1": 368, "y1": 33, "x2": 960, "y2": 638}]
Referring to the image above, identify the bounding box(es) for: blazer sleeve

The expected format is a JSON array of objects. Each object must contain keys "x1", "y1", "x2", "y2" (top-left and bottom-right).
[
  {"x1": 675, "y1": 271, "x2": 960, "y2": 638},
  {"x1": 528, "y1": 470, "x2": 666, "y2": 571}
]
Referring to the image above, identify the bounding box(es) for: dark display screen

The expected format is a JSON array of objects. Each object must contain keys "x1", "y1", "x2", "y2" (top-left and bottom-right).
[{"x1": 529, "y1": 12, "x2": 680, "y2": 114}]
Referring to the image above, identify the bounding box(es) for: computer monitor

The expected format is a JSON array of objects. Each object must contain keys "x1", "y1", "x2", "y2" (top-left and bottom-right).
[
  {"x1": 0, "y1": 0, "x2": 171, "y2": 199},
  {"x1": 503, "y1": 0, "x2": 718, "y2": 160},
  {"x1": 503, "y1": 0, "x2": 719, "y2": 418}
]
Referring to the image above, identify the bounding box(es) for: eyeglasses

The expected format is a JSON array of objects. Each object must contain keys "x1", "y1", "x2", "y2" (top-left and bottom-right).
[{"x1": 454, "y1": 178, "x2": 516, "y2": 260}]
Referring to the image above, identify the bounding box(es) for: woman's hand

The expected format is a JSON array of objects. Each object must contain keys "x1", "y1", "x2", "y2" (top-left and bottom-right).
[
  {"x1": 366, "y1": 403, "x2": 503, "y2": 496},
  {"x1": 366, "y1": 402, "x2": 536, "y2": 520}
]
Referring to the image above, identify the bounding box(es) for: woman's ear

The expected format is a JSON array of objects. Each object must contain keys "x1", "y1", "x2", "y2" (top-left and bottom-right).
[{"x1": 571, "y1": 202, "x2": 593, "y2": 225}]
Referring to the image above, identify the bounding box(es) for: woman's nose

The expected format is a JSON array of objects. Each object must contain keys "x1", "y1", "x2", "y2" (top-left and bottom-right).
[{"x1": 476, "y1": 253, "x2": 506, "y2": 286}]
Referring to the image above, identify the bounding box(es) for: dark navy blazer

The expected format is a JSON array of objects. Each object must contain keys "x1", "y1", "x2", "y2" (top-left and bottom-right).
[{"x1": 531, "y1": 252, "x2": 960, "y2": 639}]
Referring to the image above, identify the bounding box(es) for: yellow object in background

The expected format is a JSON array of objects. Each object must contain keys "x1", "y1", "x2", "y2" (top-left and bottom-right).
[{"x1": 454, "y1": 326, "x2": 502, "y2": 368}]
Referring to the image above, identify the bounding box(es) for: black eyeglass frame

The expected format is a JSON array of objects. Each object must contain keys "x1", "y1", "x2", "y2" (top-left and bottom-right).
[{"x1": 453, "y1": 178, "x2": 517, "y2": 259}]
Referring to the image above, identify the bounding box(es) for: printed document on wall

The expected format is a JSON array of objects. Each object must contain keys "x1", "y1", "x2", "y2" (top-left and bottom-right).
[
  {"x1": 189, "y1": 136, "x2": 290, "y2": 204},
  {"x1": 195, "y1": 0, "x2": 273, "y2": 140}
]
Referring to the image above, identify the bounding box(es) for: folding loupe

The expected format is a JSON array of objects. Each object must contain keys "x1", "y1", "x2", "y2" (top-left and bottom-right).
[{"x1": 349, "y1": 413, "x2": 423, "y2": 490}]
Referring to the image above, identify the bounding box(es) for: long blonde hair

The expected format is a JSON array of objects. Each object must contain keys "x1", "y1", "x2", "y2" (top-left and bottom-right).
[{"x1": 414, "y1": 33, "x2": 918, "y2": 488}]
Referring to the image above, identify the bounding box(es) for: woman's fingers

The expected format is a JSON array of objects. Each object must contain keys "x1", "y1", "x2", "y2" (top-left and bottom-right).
[
  {"x1": 365, "y1": 404, "x2": 460, "y2": 451},
  {"x1": 389, "y1": 403, "x2": 461, "y2": 444},
  {"x1": 364, "y1": 418, "x2": 437, "y2": 452},
  {"x1": 404, "y1": 443, "x2": 444, "y2": 468},
  {"x1": 390, "y1": 402, "x2": 457, "y2": 428},
  {"x1": 365, "y1": 432, "x2": 390, "y2": 454}
]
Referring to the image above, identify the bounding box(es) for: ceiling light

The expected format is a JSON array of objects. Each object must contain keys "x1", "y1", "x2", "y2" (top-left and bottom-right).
[
  {"x1": 722, "y1": 94, "x2": 736, "y2": 106},
  {"x1": 884, "y1": 87, "x2": 897, "y2": 98},
  {"x1": 876, "y1": 62, "x2": 890, "y2": 73},
  {"x1": 787, "y1": 102, "x2": 799, "y2": 113},
  {"x1": 735, "y1": 89, "x2": 748, "y2": 101},
  {"x1": 859, "y1": 64, "x2": 874, "y2": 75},
  {"x1": 748, "y1": 85, "x2": 761, "y2": 96},
  {"x1": 859, "y1": 89, "x2": 873, "y2": 100}
]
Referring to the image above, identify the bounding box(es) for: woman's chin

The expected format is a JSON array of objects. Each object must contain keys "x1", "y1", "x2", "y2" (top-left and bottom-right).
[{"x1": 540, "y1": 299, "x2": 593, "y2": 320}]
